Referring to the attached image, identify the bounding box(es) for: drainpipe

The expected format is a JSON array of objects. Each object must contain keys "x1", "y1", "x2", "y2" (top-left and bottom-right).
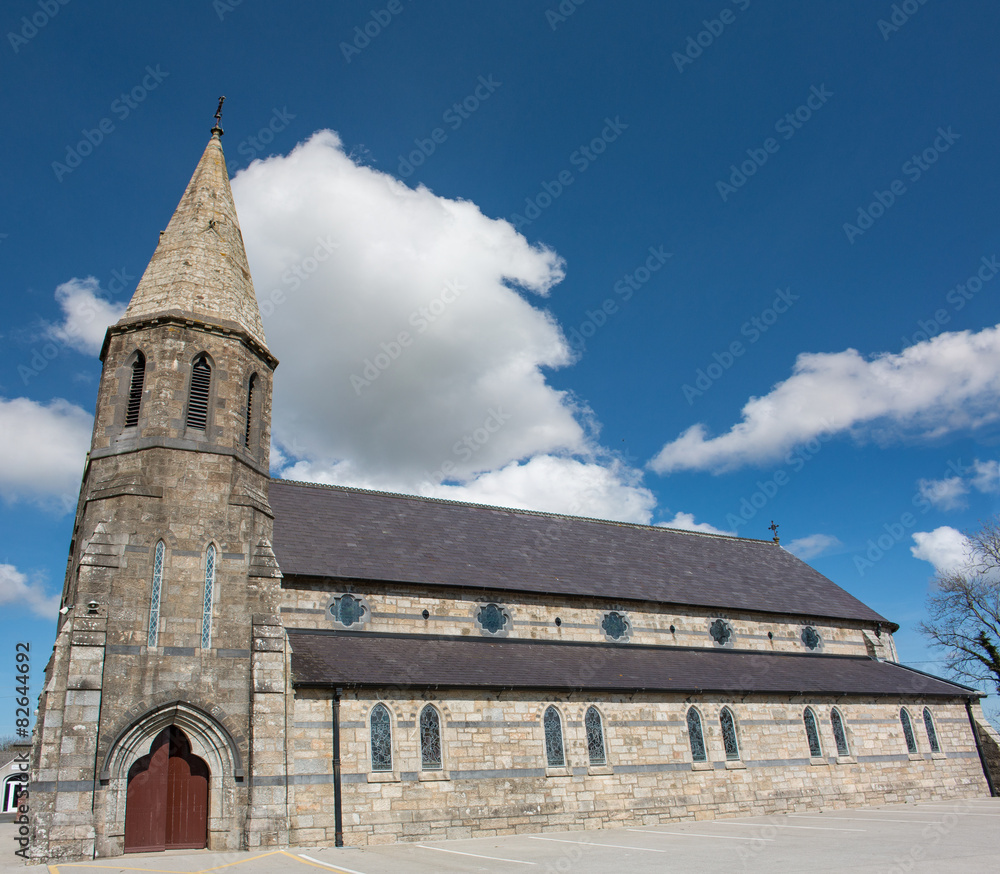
[
  {"x1": 332, "y1": 687, "x2": 344, "y2": 847},
  {"x1": 965, "y1": 699, "x2": 997, "y2": 797}
]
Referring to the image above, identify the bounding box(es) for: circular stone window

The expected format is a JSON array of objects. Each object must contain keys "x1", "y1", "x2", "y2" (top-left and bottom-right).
[
  {"x1": 801, "y1": 625, "x2": 822, "y2": 650},
  {"x1": 709, "y1": 618, "x2": 734, "y2": 647},
  {"x1": 475, "y1": 602, "x2": 512, "y2": 636},
  {"x1": 600, "y1": 610, "x2": 632, "y2": 642},
  {"x1": 327, "y1": 593, "x2": 371, "y2": 628}
]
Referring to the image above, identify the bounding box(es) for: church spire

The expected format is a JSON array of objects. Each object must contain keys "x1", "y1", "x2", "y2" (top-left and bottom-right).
[{"x1": 119, "y1": 112, "x2": 267, "y2": 348}]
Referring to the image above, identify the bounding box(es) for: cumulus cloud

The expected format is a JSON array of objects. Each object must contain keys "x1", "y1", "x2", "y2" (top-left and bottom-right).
[
  {"x1": 232, "y1": 130, "x2": 654, "y2": 520},
  {"x1": 658, "y1": 512, "x2": 734, "y2": 536},
  {"x1": 785, "y1": 533, "x2": 842, "y2": 560},
  {"x1": 971, "y1": 459, "x2": 1000, "y2": 494},
  {"x1": 0, "y1": 397, "x2": 92, "y2": 511},
  {"x1": 0, "y1": 564, "x2": 60, "y2": 619},
  {"x1": 917, "y1": 476, "x2": 969, "y2": 511},
  {"x1": 650, "y1": 326, "x2": 1000, "y2": 474},
  {"x1": 44, "y1": 277, "x2": 126, "y2": 356},
  {"x1": 911, "y1": 526, "x2": 970, "y2": 575}
]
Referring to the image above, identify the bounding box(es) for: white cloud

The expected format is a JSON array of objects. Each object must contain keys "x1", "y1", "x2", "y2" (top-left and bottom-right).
[
  {"x1": 917, "y1": 476, "x2": 969, "y2": 511},
  {"x1": 0, "y1": 564, "x2": 59, "y2": 619},
  {"x1": 911, "y1": 526, "x2": 970, "y2": 575},
  {"x1": 44, "y1": 277, "x2": 126, "y2": 356},
  {"x1": 233, "y1": 130, "x2": 654, "y2": 521},
  {"x1": 650, "y1": 326, "x2": 1000, "y2": 474},
  {"x1": 785, "y1": 533, "x2": 842, "y2": 560},
  {"x1": 0, "y1": 397, "x2": 92, "y2": 512},
  {"x1": 971, "y1": 459, "x2": 1000, "y2": 494},
  {"x1": 658, "y1": 512, "x2": 734, "y2": 536}
]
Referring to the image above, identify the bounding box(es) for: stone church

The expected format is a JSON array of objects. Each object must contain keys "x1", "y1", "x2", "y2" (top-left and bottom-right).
[{"x1": 29, "y1": 122, "x2": 998, "y2": 861}]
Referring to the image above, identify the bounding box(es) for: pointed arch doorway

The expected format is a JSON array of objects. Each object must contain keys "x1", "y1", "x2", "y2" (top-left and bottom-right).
[{"x1": 124, "y1": 726, "x2": 209, "y2": 853}]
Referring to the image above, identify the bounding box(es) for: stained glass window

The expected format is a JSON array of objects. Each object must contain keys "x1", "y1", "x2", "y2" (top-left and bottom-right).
[
  {"x1": 477, "y1": 603, "x2": 508, "y2": 634},
  {"x1": 601, "y1": 611, "x2": 629, "y2": 641},
  {"x1": 331, "y1": 593, "x2": 366, "y2": 626},
  {"x1": 710, "y1": 619, "x2": 733, "y2": 646},
  {"x1": 803, "y1": 707, "x2": 822, "y2": 757},
  {"x1": 831, "y1": 708, "x2": 850, "y2": 756},
  {"x1": 370, "y1": 704, "x2": 393, "y2": 772},
  {"x1": 801, "y1": 626, "x2": 821, "y2": 650},
  {"x1": 923, "y1": 707, "x2": 940, "y2": 753},
  {"x1": 900, "y1": 708, "x2": 918, "y2": 753},
  {"x1": 585, "y1": 706, "x2": 606, "y2": 766},
  {"x1": 543, "y1": 705, "x2": 565, "y2": 767},
  {"x1": 720, "y1": 707, "x2": 740, "y2": 761},
  {"x1": 687, "y1": 707, "x2": 707, "y2": 763},
  {"x1": 147, "y1": 541, "x2": 164, "y2": 648},
  {"x1": 420, "y1": 705, "x2": 442, "y2": 770},
  {"x1": 201, "y1": 544, "x2": 216, "y2": 649}
]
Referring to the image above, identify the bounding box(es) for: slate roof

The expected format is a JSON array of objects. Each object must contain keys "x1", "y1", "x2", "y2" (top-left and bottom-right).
[
  {"x1": 270, "y1": 479, "x2": 890, "y2": 625},
  {"x1": 288, "y1": 630, "x2": 977, "y2": 698}
]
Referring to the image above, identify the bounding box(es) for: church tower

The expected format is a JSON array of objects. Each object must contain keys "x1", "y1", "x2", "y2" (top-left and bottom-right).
[{"x1": 31, "y1": 115, "x2": 287, "y2": 859}]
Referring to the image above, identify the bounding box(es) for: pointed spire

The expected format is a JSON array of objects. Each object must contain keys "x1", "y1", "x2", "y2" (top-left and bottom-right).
[{"x1": 120, "y1": 123, "x2": 268, "y2": 348}]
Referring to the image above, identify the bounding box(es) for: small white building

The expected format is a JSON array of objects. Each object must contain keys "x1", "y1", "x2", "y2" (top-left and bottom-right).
[{"x1": 1, "y1": 743, "x2": 31, "y2": 813}]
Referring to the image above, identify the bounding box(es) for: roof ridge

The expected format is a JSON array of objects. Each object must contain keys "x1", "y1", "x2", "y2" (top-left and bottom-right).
[{"x1": 270, "y1": 476, "x2": 772, "y2": 544}]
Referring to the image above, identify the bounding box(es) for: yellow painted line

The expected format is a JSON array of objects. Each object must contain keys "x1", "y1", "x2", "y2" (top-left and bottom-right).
[
  {"x1": 202, "y1": 850, "x2": 287, "y2": 870},
  {"x1": 47, "y1": 849, "x2": 289, "y2": 874}
]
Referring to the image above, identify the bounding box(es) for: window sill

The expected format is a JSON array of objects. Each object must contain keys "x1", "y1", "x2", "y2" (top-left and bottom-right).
[
  {"x1": 809, "y1": 757, "x2": 829, "y2": 766},
  {"x1": 724, "y1": 760, "x2": 746, "y2": 770},
  {"x1": 691, "y1": 761, "x2": 713, "y2": 771},
  {"x1": 367, "y1": 771, "x2": 400, "y2": 783},
  {"x1": 418, "y1": 770, "x2": 450, "y2": 781},
  {"x1": 545, "y1": 766, "x2": 572, "y2": 778},
  {"x1": 835, "y1": 756, "x2": 856, "y2": 765},
  {"x1": 587, "y1": 764, "x2": 613, "y2": 776},
  {"x1": 930, "y1": 752, "x2": 947, "y2": 760},
  {"x1": 907, "y1": 752, "x2": 923, "y2": 761}
]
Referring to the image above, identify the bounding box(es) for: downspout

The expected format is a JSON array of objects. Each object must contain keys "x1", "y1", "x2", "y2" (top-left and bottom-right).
[
  {"x1": 965, "y1": 699, "x2": 997, "y2": 797},
  {"x1": 332, "y1": 687, "x2": 344, "y2": 847}
]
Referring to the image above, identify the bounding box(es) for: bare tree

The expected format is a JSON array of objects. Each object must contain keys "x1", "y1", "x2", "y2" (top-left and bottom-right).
[{"x1": 919, "y1": 518, "x2": 1000, "y2": 694}]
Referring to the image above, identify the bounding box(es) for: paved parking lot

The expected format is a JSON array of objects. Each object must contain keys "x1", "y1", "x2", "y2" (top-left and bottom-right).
[{"x1": 4, "y1": 799, "x2": 998, "y2": 873}]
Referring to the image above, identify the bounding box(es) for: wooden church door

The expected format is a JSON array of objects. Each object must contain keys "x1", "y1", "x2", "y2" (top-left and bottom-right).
[{"x1": 124, "y1": 726, "x2": 209, "y2": 853}]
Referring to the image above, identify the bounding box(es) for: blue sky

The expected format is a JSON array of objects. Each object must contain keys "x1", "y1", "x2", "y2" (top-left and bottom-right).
[{"x1": 3, "y1": 0, "x2": 1000, "y2": 735}]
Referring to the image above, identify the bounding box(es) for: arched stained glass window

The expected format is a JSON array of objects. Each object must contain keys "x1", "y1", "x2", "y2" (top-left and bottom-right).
[
  {"x1": 125, "y1": 352, "x2": 145, "y2": 427},
  {"x1": 831, "y1": 708, "x2": 850, "y2": 757},
  {"x1": 147, "y1": 540, "x2": 164, "y2": 648},
  {"x1": 543, "y1": 705, "x2": 565, "y2": 767},
  {"x1": 687, "y1": 707, "x2": 707, "y2": 763},
  {"x1": 923, "y1": 707, "x2": 941, "y2": 753},
  {"x1": 585, "y1": 706, "x2": 606, "y2": 766},
  {"x1": 803, "y1": 707, "x2": 822, "y2": 757},
  {"x1": 244, "y1": 373, "x2": 257, "y2": 448},
  {"x1": 370, "y1": 704, "x2": 393, "y2": 772},
  {"x1": 200, "y1": 544, "x2": 216, "y2": 649},
  {"x1": 186, "y1": 355, "x2": 212, "y2": 430},
  {"x1": 720, "y1": 707, "x2": 740, "y2": 761},
  {"x1": 420, "y1": 705, "x2": 442, "y2": 770},
  {"x1": 900, "y1": 708, "x2": 918, "y2": 753}
]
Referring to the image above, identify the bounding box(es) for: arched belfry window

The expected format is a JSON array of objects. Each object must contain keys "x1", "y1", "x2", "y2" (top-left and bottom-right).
[
  {"x1": 922, "y1": 707, "x2": 941, "y2": 753},
  {"x1": 370, "y1": 704, "x2": 393, "y2": 772},
  {"x1": 125, "y1": 352, "x2": 145, "y2": 428},
  {"x1": 200, "y1": 545, "x2": 216, "y2": 649},
  {"x1": 244, "y1": 373, "x2": 257, "y2": 448},
  {"x1": 147, "y1": 541, "x2": 164, "y2": 648},
  {"x1": 900, "y1": 708, "x2": 918, "y2": 754},
  {"x1": 186, "y1": 355, "x2": 212, "y2": 430},
  {"x1": 585, "y1": 706, "x2": 606, "y2": 766},
  {"x1": 803, "y1": 707, "x2": 822, "y2": 757},
  {"x1": 831, "y1": 708, "x2": 850, "y2": 757},
  {"x1": 543, "y1": 705, "x2": 565, "y2": 767},
  {"x1": 687, "y1": 707, "x2": 707, "y2": 763},
  {"x1": 419, "y1": 705, "x2": 442, "y2": 770},
  {"x1": 720, "y1": 706, "x2": 740, "y2": 761}
]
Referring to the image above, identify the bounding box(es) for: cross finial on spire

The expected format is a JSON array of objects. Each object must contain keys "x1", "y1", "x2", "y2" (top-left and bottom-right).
[
  {"x1": 769, "y1": 520, "x2": 780, "y2": 544},
  {"x1": 211, "y1": 96, "x2": 226, "y2": 136}
]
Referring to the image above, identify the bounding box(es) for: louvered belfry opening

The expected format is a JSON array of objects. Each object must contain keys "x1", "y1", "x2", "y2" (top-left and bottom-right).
[
  {"x1": 186, "y1": 356, "x2": 212, "y2": 430},
  {"x1": 125, "y1": 353, "x2": 145, "y2": 427},
  {"x1": 244, "y1": 373, "x2": 256, "y2": 447}
]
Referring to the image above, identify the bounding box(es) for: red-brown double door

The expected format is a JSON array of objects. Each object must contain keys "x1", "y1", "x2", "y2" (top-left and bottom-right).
[{"x1": 124, "y1": 726, "x2": 209, "y2": 853}]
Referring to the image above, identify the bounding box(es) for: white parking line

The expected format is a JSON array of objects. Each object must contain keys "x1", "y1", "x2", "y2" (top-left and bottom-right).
[
  {"x1": 416, "y1": 844, "x2": 538, "y2": 865},
  {"x1": 528, "y1": 835, "x2": 668, "y2": 852},
  {"x1": 704, "y1": 820, "x2": 865, "y2": 832},
  {"x1": 789, "y1": 815, "x2": 936, "y2": 824},
  {"x1": 298, "y1": 854, "x2": 371, "y2": 874},
  {"x1": 626, "y1": 828, "x2": 775, "y2": 841}
]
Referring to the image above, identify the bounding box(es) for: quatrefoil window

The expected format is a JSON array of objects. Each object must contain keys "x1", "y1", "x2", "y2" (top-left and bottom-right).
[
  {"x1": 801, "y1": 625, "x2": 821, "y2": 650},
  {"x1": 710, "y1": 618, "x2": 734, "y2": 646},
  {"x1": 601, "y1": 610, "x2": 631, "y2": 642},
  {"x1": 476, "y1": 603, "x2": 511, "y2": 636},
  {"x1": 328, "y1": 593, "x2": 369, "y2": 628}
]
